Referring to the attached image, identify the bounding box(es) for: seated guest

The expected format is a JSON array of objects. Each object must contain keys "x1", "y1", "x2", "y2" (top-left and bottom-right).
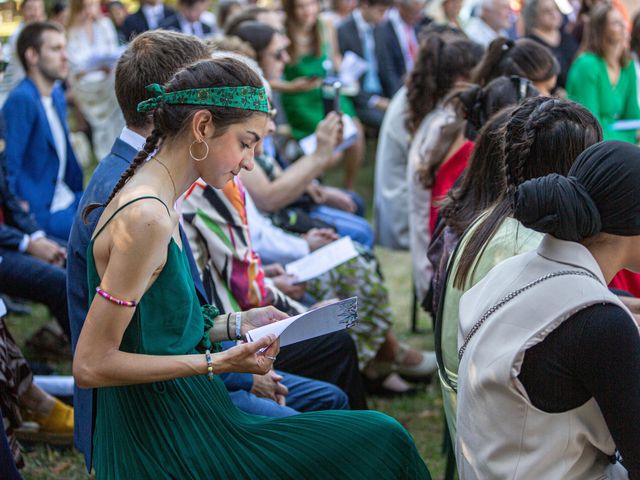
[
  {"x1": 106, "y1": 1, "x2": 129, "y2": 44},
  {"x1": 457, "y1": 140, "x2": 640, "y2": 479},
  {"x1": 242, "y1": 111, "x2": 374, "y2": 248},
  {"x1": 3, "y1": 22, "x2": 83, "y2": 241},
  {"x1": 71, "y1": 54, "x2": 430, "y2": 479},
  {"x1": 66, "y1": 0, "x2": 125, "y2": 161},
  {"x1": 373, "y1": 86, "x2": 410, "y2": 249},
  {"x1": 337, "y1": 0, "x2": 393, "y2": 130},
  {"x1": 0, "y1": 0, "x2": 45, "y2": 107},
  {"x1": 567, "y1": 3, "x2": 640, "y2": 143},
  {"x1": 0, "y1": 109, "x2": 70, "y2": 338},
  {"x1": 183, "y1": 172, "x2": 438, "y2": 395},
  {"x1": 159, "y1": 0, "x2": 215, "y2": 38},
  {"x1": 406, "y1": 32, "x2": 481, "y2": 305},
  {"x1": 438, "y1": 97, "x2": 602, "y2": 439},
  {"x1": 121, "y1": 0, "x2": 175, "y2": 41},
  {"x1": 374, "y1": 0, "x2": 427, "y2": 98},
  {"x1": 472, "y1": 37, "x2": 560, "y2": 95},
  {"x1": 523, "y1": 0, "x2": 578, "y2": 89},
  {"x1": 1, "y1": 299, "x2": 73, "y2": 471},
  {"x1": 66, "y1": 33, "x2": 357, "y2": 470},
  {"x1": 281, "y1": 0, "x2": 365, "y2": 190},
  {"x1": 464, "y1": 0, "x2": 511, "y2": 48}
]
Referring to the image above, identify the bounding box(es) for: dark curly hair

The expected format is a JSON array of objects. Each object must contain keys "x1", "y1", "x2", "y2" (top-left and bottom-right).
[
  {"x1": 453, "y1": 96, "x2": 602, "y2": 288},
  {"x1": 405, "y1": 32, "x2": 483, "y2": 134},
  {"x1": 83, "y1": 57, "x2": 266, "y2": 222}
]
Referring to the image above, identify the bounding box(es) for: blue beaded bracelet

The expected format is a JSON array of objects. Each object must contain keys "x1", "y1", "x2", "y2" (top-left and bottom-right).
[{"x1": 205, "y1": 349, "x2": 214, "y2": 381}]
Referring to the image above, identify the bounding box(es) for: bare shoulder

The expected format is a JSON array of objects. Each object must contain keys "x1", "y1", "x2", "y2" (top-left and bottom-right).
[{"x1": 96, "y1": 195, "x2": 175, "y2": 253}]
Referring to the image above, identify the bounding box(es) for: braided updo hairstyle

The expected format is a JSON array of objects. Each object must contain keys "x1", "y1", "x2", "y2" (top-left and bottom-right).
[
  {"x1": 405, "y1": 32, "x2": 483, "y2": 134},
  {"x1": 83, "y1": 57, "x2": 266, "y2": 222},
  {"x1": 453, "y1": 96, "x2": 602, "y2": 287}
]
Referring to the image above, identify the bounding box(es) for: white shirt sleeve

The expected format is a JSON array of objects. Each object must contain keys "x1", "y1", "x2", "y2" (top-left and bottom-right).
[{"x1": 244, "y1": 192, "x2": 310, "y2": 265}]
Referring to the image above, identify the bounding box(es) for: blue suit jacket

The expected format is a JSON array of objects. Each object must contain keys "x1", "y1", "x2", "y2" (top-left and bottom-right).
[
  {"x1": 67, "y1": 138, "x2": 253, "y2": 469},
  {"x1": 2, "y1": 78, "x2": 83, "y2": 234},
  {"x1": 0, "y1": 113, "x2": 41, "y2": 250},
  {"x1": 374, "y1": 20, "x2": 407, "y2": 99},
  {"x1": 121, "y1": 6, "x2": 176, "y2": 41}
]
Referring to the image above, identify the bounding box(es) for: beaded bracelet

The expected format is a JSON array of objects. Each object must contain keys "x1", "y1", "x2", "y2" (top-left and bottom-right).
[
  {"x1": 205, "y1": 349, "x2": 214, "y2": 381},
  {"x1": 95, "y1": 286, "x2": 137, "y2": 307}
]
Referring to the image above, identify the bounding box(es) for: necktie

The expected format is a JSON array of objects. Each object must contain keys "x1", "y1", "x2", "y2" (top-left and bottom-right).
[
  {"x1": 405, "y1": 24, "x2": 417, "y2": 61},
  {"x1": 362, "y1": 25, "x2": 382, "y2": 94}
]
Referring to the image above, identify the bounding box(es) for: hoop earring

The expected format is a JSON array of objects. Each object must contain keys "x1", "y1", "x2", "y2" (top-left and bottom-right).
[{"x1": 189, "y1": 139, "x2": 209, "y2": 162}]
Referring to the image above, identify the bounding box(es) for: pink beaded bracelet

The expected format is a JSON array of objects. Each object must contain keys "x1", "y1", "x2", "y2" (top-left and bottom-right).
[{"x1": 95, "y1": 286, "x2": 138, "y2": 307}]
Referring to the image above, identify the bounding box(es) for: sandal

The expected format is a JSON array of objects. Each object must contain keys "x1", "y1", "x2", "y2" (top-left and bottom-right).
[
  {"x1": 394, "y1": 344, "x2": 438, "y2": 381},
  {"x1": 362, "y1": 373, "x2": 418, "y2": 397}
]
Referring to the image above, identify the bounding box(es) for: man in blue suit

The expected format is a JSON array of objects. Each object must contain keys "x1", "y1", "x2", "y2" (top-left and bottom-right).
[
  {"x1": 2, "y1": 22, "x2": 83, "y2": 241},
  {"x1": 374, "y1": 0, "x2": 428, "y2": 98},
  {"x1": 67, "y1": 30, "x2": 356, "y2": 471},
  {"x1": 121, "y1": 0, "x2": 176, "y2": 41}
]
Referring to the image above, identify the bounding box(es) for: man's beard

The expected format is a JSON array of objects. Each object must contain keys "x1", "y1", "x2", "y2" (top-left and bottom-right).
[{"x1": 38, "y1": 63, "x2": 65, "y2": 84}]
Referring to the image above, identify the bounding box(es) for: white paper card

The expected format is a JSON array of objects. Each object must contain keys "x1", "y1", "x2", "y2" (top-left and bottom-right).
[
  {"x1": 285, "y1": 236, "x2": 359, "y2": 283},
  {"x1": 298, "y1": 114, "x2": 358, "y2": 156},
  {"x1": 245, "y1": 297, "x2": 358, "y2": 348},
  {"x1": 339, "y1": 51, "x2": 369, "y2": 86},
  {"x1": 612, "y1": 119, "x2": 640, "y2": 131}
]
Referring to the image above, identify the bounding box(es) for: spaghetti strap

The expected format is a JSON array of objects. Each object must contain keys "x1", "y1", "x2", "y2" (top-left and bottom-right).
[{"x1": 92, "y1": 196, "x2": 171, "y2": 241}]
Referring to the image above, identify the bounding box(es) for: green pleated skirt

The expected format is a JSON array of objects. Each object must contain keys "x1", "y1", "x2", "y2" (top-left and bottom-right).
[{"x1": 93, "y1": 374, "x2": 431, "y2": 479}]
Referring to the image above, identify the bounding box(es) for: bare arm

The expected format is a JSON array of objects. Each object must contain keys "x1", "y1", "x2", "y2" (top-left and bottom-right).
[
  {"x1": 73, "y1": 201, "x2": 278, "y2": 389},
  {"x1": 240, "y1": 113, "x2": 341, "y2": 212}
]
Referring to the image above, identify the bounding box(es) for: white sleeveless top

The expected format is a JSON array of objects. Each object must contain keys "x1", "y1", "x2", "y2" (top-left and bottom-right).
[{"x1": 456, "y1": 235, "x2": 632, "y2": 480}]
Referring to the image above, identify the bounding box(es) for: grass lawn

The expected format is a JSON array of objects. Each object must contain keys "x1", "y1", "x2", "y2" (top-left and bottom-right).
[{"x1": 7, "y1": 139, "x2": 453, "y2": 479}]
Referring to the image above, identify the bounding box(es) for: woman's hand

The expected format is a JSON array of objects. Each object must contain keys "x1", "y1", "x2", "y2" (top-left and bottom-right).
[
  {"x1": 263, "y1": 263, "x2": 286, "y2": 277},
  {"x1": 321, "y1": 186, "x2": 357, "y2": 213},
  {"x1": 251, "y1": 370, "x2": 289, "y2": 405},
  {"x1": 240, "y1": 306, "x2": 289, "y2": 336},
  {"x1": 218, "y1": 335, "x2": 280, "y2": 376},
  {"x1": 272, "y1": 274, "x2": 307, "y2": 300},
  {"x1": 315, "y1": 112, "x2": 341, "y2": 164}
]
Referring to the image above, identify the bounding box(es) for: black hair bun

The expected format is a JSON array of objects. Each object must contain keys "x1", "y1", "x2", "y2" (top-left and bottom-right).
[{"x1": 514, "y1": 174, "x2": 602, "y2": 241}]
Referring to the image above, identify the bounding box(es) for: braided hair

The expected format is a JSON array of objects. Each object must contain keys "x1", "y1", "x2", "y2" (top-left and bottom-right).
[
  {"x1": 453, "y1": 96, "x2": 602, "y2": 288},
  {"x1": 83, "y1": 57, "x2": 266, "y2": 222},
  {"x1": 405, "y1": 32, "x2": 483, "y2": 134}
]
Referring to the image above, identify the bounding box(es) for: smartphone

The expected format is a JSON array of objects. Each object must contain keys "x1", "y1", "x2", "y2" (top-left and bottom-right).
[{"x1": 322, "y1": 80, "x2": 342, "y2": 116}]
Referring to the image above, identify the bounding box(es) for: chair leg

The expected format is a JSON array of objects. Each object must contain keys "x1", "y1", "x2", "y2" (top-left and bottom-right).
[
  {"x1": 442, "y1": 418, "x2": 457, "y2": 480},
  {"x1": 411, "y1": 285, "x2": 419, "y2": 333}
]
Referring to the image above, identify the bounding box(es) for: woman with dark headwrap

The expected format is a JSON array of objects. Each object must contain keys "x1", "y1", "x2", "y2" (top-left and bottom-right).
[{"x1": 456, "y1": 140, "x2": 640, "y2": 479}]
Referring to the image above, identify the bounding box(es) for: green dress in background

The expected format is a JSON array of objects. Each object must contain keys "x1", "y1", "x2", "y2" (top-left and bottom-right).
[
  {"x1": 567, "y1": 52, "x2": 640, "y2": 143},
  {"x1": 88, "y1": 197, "x2": 430, "y2": 480},
  {"x1": 281, "y1": 23, "x2": 356, "y2": 140}
]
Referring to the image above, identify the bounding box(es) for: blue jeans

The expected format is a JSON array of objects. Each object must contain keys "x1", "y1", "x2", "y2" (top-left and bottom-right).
[
  {"x1": 310, "y1": 206, "x2": 374, "y2": 249},
  {"x1": 229, "y1": 370, "x2": 349, "y2": 417},
  {"x1": 0, "y1": 249, "x2": 69, "y2": 337}
]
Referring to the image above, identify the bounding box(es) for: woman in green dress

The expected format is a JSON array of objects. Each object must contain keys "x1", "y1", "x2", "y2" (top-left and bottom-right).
[
  {"x1": 73, "y1": 56, "x2": 430, "y2": 479},
  {"x1": 567, "y1": 2, "x2": 640, "y2": 143},
  {"x1": 281, "y1": 0, "x2": 365, "y2": 189}
]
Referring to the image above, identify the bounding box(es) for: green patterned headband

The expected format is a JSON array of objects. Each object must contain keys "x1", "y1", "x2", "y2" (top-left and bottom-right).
[{"x1": 136, "y1": 83, "x2": 269, "y2": 113}]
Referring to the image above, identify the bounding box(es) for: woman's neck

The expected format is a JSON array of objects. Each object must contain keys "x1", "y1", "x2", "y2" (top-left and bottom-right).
[
  {"x1": 603, "y1": 42, "x2": 622, "y2": 68},
  {"x1": 152, "y1": 141, "x2": 200, "y2": 205},
  {"x1": 584, "y1": 238, "x2": 628, "y2": 284}
]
